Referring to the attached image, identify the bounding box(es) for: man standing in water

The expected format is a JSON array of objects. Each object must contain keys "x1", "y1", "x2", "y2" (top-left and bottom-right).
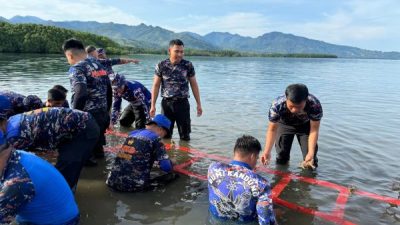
[
  {"x1": 150, "y1": 39, "x2": 202, "y2": 141},
  {"x1": 63, "y1": 39, "x2": 111, "y2": 164},
  {"x1": 261, "y1": 84, "x2": 323, "y2": 168}
]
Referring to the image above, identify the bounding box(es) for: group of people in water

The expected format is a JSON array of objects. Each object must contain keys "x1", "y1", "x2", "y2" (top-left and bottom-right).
[{"x1": 0, "y1": 38, "x2": 322, "y2": 225}]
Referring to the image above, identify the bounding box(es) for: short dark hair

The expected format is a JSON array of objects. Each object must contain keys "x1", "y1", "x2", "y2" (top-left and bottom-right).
[
  {"x1": 52, "y1": 85, "x2": 68, "y2": 94},
  {"x1": 85, "y1": 45, "x2": 97, "y2": 54},
  {"x1": 48, "y1": 89, "x2": 66, "y2": 101},
  {"x1": 285, "y1": 83, "x2": 309, "y2": 104},
  {"x1": 62, "y1": 38, "x2": 85, "y2": 52},
  {"x1": 169, "y1": 39, "x2": 184, "y2": 47},
  {"x1": 234, "y1": 135, "x2": 261, "y2": 155}
]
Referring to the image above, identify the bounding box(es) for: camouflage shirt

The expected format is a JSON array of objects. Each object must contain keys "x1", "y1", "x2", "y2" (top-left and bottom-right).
[
  {"x1": 268, "y1": 94, "x2": 323, "y2": 125},
  {"x1": 155, "y1": 58, "x2": 195, "y2": 98},
  {"x1": 97, "y1": 58, "x2": 121, "y2": 75},
  {"x1": 0, "y1": 90, "x2": 26, "y2": 117},
  {"x1": 111, "y1": 80, "x2": 151, "y2": 124},
  {"x1": 106, "y1": 129, "x2": 170, "y2": 192},
  {"x1": 208, "y1": 161, "x2": 276, "y2": 225},
  {"x1": 7, "y1": 107, "x2": 90, "y2": 150},
  {"x1": 68, "y1": 57, "x2": 109, "y2": 112},
  {"x1": 0, "y1": 150, "x2": 79, "y2": 225}
]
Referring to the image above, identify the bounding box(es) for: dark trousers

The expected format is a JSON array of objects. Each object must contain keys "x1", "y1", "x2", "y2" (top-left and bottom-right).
[
  {"x1": 89, "y1": 109, "x2": 110, "y2": 156},
  {"x1": 119, "y1": 104, "x2": 147, "y2": 129},
  {"x1": 55, "y1": 118, "x2": 99, "y2": 189},
  {"x1": 161, "y1": 98, "x2": 191, "y2": 140},
  {"x1": 275, "y1": 122, "x2": 318, "y2": 166}
]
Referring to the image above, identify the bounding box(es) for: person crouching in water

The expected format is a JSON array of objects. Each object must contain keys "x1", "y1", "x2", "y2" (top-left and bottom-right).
[
  {"x1": 106, "y1": 114, "x2": 177, "y2": 192},
  {"x1": 109, "y1": 73, "x2": 151, "y2": 129},
  {"x1": 207, "y1": 135, "x2": 276, "y2": 225}
]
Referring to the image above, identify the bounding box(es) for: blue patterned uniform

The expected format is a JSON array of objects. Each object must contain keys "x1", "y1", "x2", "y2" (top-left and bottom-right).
[
  {"x1": 155, "y1": 59, "x2": 195, "y2": 98},
  {"x1": 111, "y1": 79, "x2": 151, "y2": 124},
  {"x1": 98, "y1": 58, "x2": 121, "y2": 75},
  {"x1": 106, "y1": 129, "x2": 172, "y2": 191},
  {"x1": 0, "y1": 150, "x2": 79, "y2": 225},
  {"x1": 6, "y1": 107, "x2": 90, "y2": 150},
  {"x1": 68, "y1": 57, "x2": 109, "y2": 112},
  {"x1": 269, "y1": 94, "x2": 323, "y2": 125},
  {"x1": 0, "y1": 90, "x2": 26, "y2": 117},
  {"x1": 208, "y1": 161, "x2": 276, "y2": 225}
]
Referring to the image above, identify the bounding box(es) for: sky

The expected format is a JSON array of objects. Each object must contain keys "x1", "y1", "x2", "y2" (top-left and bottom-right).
[{"x1": 1, "y1": 0, "x2": 399, "y2": 51}]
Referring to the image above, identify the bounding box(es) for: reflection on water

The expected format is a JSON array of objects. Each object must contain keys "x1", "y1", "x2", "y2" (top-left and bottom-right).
[{"x1": 1, "y1": 53, "x2": 400, "y2": 225}]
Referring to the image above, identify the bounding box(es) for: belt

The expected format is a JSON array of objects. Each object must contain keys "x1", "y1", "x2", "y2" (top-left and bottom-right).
[{"x1": 163, "y1": 97, "x2": 187, "y2": 101}]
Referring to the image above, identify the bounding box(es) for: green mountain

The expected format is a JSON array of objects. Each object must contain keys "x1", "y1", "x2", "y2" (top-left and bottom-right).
[
  {"x1": 7, "y1": 15, "x2": 400, "y2": 59},
  {"x1": 0, "y1": 22, "x2": 130, "y2": 54}
]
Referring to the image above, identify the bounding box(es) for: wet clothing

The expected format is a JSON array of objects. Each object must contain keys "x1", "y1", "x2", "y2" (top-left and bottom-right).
[
  {"x1": 155, "y1": 58, "x2": 195, "y2": 98},
  {"x1": 5, "y1": 107, "x2": 99, "y2": 188},
  {"x1": 0, "y1": 91, "x2": 26, "y2": 118},
  {"x1": 0, "y1": 150, "x2": 79, "y2": 225},
  {"x1": 161, "y1": 98, "x2": 190, "y2": 140},
  {"x1": 155, "y1": 58, "x2": 195, "y2": 139},
  {"x1": 106, "y1": 129, "x2": 173, "y2": 192},
  {"x1": 208, "y1": 161, "x2": 276, "y2": 225},
  {"x1": 268, "y1": 94, "x2": 323, "y2": 126},
  {"x1": 68, "y1": 57, "x2": 109, "y2": 112},
  {"x1": 111, "y1": 79, "x2": 151, "y2": 128},
  {"x1": 268, "y1": 94, "x2": 322, "y2": 166}
]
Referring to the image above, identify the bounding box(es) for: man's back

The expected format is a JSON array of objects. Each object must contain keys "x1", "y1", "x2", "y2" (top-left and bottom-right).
[
  {"x1": 208, "y1": 161, "x2": 276, "y2": 225},
  {"x1": 68, "y1": 57, "x2": 109, "y2": 112},
  {"x1": 106, "y1": 129, "x2": 168, "y2": 191},
  {"x1": 0, "y1": 150, "x2": 79, "y2": 224}
]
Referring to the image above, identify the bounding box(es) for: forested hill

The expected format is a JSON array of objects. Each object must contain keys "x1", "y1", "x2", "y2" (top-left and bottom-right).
[{"x1": 0, "y1": 22, "x2": 130, "y2": 54}]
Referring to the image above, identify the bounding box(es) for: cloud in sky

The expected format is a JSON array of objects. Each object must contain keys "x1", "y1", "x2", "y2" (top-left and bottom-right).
[
  {"x1": 0, "y1": 0, "x2": 144, "y2": 25},
  {"x1": 0, "y1": 0, "x2": 399, "y2": 51}
]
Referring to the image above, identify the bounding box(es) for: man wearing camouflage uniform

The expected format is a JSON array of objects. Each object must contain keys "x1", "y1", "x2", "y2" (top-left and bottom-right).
[{"x1": 150, "y1": 39, "x2": 202, "y2": 141}]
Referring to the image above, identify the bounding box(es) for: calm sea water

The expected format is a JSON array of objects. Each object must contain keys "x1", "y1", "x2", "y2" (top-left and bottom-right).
[{"x1": 1, "y1": 53, "x2": 399, "y2": 225}]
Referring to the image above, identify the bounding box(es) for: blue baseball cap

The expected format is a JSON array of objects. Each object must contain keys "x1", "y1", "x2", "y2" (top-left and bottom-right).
[
  {"x1": 109, "y1": 73, "x2": 126, "y2": 88},
  {"x1": 0, "y1": 95, "x2": 12, "y2": 119},
  {"x1": 147, "y1": 114, "x2": 171, "y2": 134}
]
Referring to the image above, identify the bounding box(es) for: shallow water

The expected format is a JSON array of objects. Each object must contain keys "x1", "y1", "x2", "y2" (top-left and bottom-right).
[{"x1": 1, "y1": 53, "x2": 400, "y2": 225}]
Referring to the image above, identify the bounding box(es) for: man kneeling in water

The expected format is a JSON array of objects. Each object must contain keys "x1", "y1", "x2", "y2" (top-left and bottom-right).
[
  {"x1": 208, "y1": 135, "x2": 276, "y2": 225},
  {"x1": 106, "y1": 114, "x2": 176, "y2": 192},
  {"x1": 0, "y1": 131, "x2": 80, "y2": 225}
]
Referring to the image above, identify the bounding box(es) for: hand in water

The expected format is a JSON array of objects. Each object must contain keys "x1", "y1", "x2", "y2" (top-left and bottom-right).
[{"x1": 260, "y1": 151, "x2": 271, "y2": 165}]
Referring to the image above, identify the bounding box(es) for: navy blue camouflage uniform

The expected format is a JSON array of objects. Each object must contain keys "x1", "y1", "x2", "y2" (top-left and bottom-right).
[
  {"x1": 208, "y1": 161, "x2": 276, "y2": 225},
  {"x1": 111, "y1": 74, "x2": 151, "y2": 129},
  {"x1": 268, "y1": 94, "x2": 323, "y2": 165},
  {"x1": 155, "y1": 58, "x2": 195, "y2": 140},
  {"x1": 69, "y1": 57, "x2": 111, "y2": 157},
  {"x1": 6, "y1": 107, "x2": 99, "y2": 189},
  {"x1": 0, "y1": 150, "x2": 80, "y2": 225},
  {"x1": 106, "y1": 129, "x2": 173, "y2": 192}
]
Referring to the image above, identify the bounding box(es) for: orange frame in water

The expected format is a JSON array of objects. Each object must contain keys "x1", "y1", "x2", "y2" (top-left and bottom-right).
[{"x1": 106, "y1": 131, "x2": 400, "y2": 225}]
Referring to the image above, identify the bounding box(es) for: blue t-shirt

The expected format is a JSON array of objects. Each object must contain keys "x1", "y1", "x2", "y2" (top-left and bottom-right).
[
  {"x1": 208, "y1": 161, "x2": 276, "y2": 225},
  {"x1": 0, "y1": 150, "x2": 79, "y2": 224}
]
